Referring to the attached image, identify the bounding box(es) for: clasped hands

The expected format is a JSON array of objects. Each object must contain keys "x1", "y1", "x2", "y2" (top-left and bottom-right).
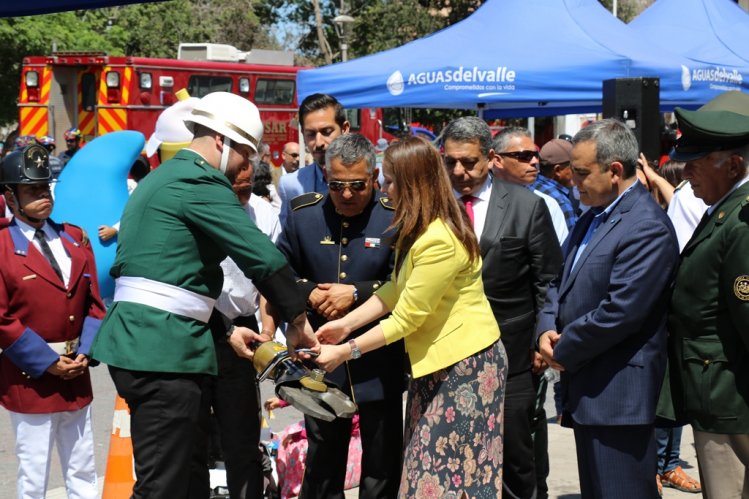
[{"x1": 47, "y1": 354, "x2": 89, "y2": 380}]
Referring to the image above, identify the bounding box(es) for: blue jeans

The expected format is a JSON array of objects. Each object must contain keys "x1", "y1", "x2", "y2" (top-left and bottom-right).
[{"x1": 656, "y1": 425, "x2": 683, "y2": 475}]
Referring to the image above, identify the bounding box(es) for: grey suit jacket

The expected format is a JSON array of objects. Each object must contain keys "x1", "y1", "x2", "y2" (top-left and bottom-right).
[{"x1": 480, "y1": 178, "x2": 562, "y2": 375}]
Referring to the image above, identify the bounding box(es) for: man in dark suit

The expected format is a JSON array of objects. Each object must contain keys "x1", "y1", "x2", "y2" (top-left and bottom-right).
[
  {"x1": 278, "y1": 93, "x2": 350, "y2": 224},
  {"x1": 536, "y1": 119, "x2": 679, "y2": 499},
  {"x1": 443, "y1": 116, "x2": 562, "y2": 499}
]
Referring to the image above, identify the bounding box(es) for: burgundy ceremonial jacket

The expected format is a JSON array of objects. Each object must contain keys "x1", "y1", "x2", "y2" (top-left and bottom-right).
[{"x1": 0, "y1": 220, "x2": 105, "y2": 413}]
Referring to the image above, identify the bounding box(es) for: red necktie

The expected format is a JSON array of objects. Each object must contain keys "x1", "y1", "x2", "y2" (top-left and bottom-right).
[{"x1": 461, "y1": 195, "x2": 475, "y2": 225}]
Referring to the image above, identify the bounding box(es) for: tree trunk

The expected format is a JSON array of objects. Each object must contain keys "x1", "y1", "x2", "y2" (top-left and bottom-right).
[{"x1": 312, "y1": 0, "x2": 333, "y2": 65}]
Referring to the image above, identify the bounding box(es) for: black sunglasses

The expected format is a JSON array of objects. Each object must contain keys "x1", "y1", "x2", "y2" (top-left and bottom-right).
[
  {"x1": 328, "y1": 180, "x2": 368, "y2": 192},
  {"x1": 497, "y1": 150, "x2": 539, "y2": 162}
]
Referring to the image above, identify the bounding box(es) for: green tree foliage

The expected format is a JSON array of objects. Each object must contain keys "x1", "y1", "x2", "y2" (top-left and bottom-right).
[{"x1": 0, "y1": 0, "x2": 277, "y2": 128}]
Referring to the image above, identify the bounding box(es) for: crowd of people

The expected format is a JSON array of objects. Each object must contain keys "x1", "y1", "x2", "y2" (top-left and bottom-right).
[{"x1": 0, "y1": 87, "x2": 747, "y2": 499}]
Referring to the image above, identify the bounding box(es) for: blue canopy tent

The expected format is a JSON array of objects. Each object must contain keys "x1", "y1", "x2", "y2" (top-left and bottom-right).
[
  {"x1": 0, "y1": 1, "x2": 164, "y2": 17},
  {"x1": 629, "y1": 0, "x2": 749, "y2": 95},
  {"x1": 297, "y1": 0, "x2": 727, "y2": 117}
]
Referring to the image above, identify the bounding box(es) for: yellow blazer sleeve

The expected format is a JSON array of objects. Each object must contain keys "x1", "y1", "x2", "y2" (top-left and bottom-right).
[{"x1": 378, "y1": 226, "x2": 463, "y2": 345}]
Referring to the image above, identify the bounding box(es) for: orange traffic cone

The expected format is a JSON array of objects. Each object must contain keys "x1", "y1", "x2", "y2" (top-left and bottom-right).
[{"x1": 101, "y1": 395, "x2": 136, "y2": 498}]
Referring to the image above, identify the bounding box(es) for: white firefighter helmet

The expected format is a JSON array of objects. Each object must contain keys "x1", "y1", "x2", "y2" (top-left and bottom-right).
[
  {"x1": 145, "y1": 89, "x2": 200, "y2": 161},
  {"x1": 184, "y1": 92, "x2": 263, "y2": 153}
]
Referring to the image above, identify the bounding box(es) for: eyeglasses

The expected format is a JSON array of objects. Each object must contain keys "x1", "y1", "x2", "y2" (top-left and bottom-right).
[
  {"x1": 497, "y1": 150, "x2": 539, "y2": 162},
  {"x1": 328, "y1": 180, "x2": 368, "y2": 192}
]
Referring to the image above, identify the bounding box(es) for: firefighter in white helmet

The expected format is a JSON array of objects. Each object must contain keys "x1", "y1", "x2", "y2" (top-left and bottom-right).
[{"x1": 90, "y1": 91, "x2": 319, "y2": 498}]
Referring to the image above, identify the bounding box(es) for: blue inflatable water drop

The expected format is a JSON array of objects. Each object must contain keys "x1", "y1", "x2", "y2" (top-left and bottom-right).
[{"x1": 52, "y1": 131, "x2": 145, "y2": 300}]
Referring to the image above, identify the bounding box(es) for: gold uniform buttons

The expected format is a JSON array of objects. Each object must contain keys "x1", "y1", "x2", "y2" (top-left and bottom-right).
[
  {"x1": 69, "y1": 315, "x2": 75, "y2": 323},
  {"x1": 341, "y1": 237, "x2": 349, "y2": 246},
  {"x1": 66, "y1": 292, "x2": 73, "y2": 298},
  {"x1": 373, "y1": 283, "x2": 380, "y2": 290},
  {"x1": 341, "y1": 255, "x2": 348, "y2": 262},
  {"x1": 342, "y1": 222, "x2": 350, "y2": 229},
  {"x1": 339, "y1": 272, "x2": 347, "y2": 279}
]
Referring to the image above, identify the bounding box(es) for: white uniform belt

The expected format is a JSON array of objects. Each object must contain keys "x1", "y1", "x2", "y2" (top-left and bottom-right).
[
  {"x1": 48, "y1": 338, "x2": 80, "y2": 356},
  {"x1": 113, "y1": 276, "x2": 216, "y2": 323},
  {"x1": 0, "y1": 338, "x2": 80, "y2": 356}
]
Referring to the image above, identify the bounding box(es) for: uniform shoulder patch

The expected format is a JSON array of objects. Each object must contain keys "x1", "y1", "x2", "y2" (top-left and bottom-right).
[
  {"x1": 735, "y1": 275, "x2": 749, "y2": 302},
  {"x1": 379, "y1": 197, "x2": 395, "y2": 210},
  {"x1": 291, "y1": 192, "x2": 324, "y2": 211},
  {"x1": 63, "y1": 222, "x2": 88, "y2": 246}
]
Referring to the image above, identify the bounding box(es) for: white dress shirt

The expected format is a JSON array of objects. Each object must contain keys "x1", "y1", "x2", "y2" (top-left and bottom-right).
[
  {"x1": 214, "y1": 194, "x2": 281, "y2": 320},
  {"x1": 15, "y1": 218, "x2": 72, "y2": 287}
]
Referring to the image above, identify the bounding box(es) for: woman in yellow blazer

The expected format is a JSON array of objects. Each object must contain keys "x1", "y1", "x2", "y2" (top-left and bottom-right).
[{"x1": 316, "y1": 136, "x2": 507, "y2": 498}]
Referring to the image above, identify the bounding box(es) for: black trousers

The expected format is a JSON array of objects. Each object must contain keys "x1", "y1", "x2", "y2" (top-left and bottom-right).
[
  {"x1": 109, "y1": 365, "x2": 209, "y2": 499},
  {"x1": 204, "y1": 333, "x2": 264, "y2": 499},
  {"x1": 300, "y1": 398, "x2": 404, "y2": 499},
  {"x1": 503, "y1": 369, "x2": 538, "y2": 499}
]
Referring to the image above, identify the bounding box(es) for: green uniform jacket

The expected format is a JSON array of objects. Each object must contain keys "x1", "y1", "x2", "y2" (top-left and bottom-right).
[
  {"x1": 667, "y1": 181, "x2": 749, "y2": 433},
  {"x1": 91, "y1": 150, "x2": 297, "y2": 374}
]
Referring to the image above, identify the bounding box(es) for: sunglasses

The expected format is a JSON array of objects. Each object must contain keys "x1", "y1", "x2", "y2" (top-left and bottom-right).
[
  {"x1": 497, "y1": 150, "x2": 539, "y2": 162},
  {"x1": 328, "y1": 180, "x2": 368, "y2": 192}
]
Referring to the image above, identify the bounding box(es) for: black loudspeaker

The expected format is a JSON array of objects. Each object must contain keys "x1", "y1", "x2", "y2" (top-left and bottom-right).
[{"x1": 602, "y1": 77, "x2": 660, "y2": 162}]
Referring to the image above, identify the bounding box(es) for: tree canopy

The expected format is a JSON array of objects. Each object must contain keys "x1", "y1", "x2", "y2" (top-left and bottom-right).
[{"x1": 0, "y1": 0, "x2": 277, "y2": 127}]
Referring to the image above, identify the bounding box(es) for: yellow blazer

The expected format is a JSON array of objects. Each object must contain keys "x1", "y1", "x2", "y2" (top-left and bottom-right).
[{"x1": 376, "y1": 218, "x2": 500, "y2": 378}]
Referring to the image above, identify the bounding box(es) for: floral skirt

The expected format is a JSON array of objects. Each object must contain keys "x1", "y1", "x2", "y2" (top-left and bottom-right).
[{"x1": 399, "y1": 340, "x2": 507, "y2": 499}]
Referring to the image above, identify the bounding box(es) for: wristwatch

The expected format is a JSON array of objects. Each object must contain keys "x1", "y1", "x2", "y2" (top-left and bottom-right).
[{"x1": 348, "y1": 339, "x2": 362, "y2": 360}]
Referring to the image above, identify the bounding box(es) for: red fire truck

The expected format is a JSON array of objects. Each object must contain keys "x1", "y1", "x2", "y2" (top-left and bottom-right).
[{"x1": 17, "y1": 44, "x2": 392, "y2": 164}]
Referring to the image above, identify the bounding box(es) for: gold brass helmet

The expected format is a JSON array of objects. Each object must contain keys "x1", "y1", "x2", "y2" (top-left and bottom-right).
[{"x1": 252, "y1": 340, "x2": 357, "y2": 422}]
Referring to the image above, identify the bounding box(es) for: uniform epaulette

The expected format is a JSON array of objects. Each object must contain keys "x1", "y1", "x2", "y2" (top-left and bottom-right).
[
  {"x1": 674, "y1": 179, "x2": 689, "y2": 192},
  {"x1": 291, "y1": 192, "x2": 324, "y2": 211},
  {"x1": 379, "y1": 197, "x2": 394, "y2": 210},
  {"x1": 63, "y1": 222, "x2": 88, "y2": 246}
]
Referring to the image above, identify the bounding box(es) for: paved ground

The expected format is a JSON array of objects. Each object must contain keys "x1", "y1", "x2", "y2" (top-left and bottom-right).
[{"x1": 0, "y1": 367, "x2": 700, "y2": 499}]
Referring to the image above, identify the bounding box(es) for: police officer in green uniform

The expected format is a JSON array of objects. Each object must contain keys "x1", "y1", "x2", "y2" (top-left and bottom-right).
[
  {"x1": 667, "y1": 90, "x2": 749, "y2": 499},
  {"x1": 276, "y1": 134, "x2": 405, "y2": 499},
  {"x1": 90, "y1": 92, "x2": 318, "y2": 499}
]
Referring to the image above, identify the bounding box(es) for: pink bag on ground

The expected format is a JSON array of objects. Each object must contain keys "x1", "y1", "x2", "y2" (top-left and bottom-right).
[{"x1": 276, "y1": 415, "x2": 362, "y2": 498}]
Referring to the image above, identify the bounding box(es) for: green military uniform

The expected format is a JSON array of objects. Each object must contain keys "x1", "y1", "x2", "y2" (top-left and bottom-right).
[
  {"x1": 91, "y1": 150, "x2": 302, "y2": 375},
  {"x1": 668, "y1": 181, "x2": 749, "y2": 433}
]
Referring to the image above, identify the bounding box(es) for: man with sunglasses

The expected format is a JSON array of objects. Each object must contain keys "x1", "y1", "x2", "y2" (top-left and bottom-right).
[
  {"x1": 443, "y1": 117, "x2": 562, "y2": 499},
  {"x1": 492, "y1": 128, "x2": 569, "y2": 244},
  {"x1": 278, "y1": 93, "x2": 350, "y2": 224},
  {"x1": 275, "y1": 133, "x2": 405, "y2": 499}
]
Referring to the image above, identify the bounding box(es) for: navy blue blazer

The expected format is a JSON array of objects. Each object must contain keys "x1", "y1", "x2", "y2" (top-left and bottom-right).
[{"x1": 535, "y1": 182, "x2": 679, "y2": 426}]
